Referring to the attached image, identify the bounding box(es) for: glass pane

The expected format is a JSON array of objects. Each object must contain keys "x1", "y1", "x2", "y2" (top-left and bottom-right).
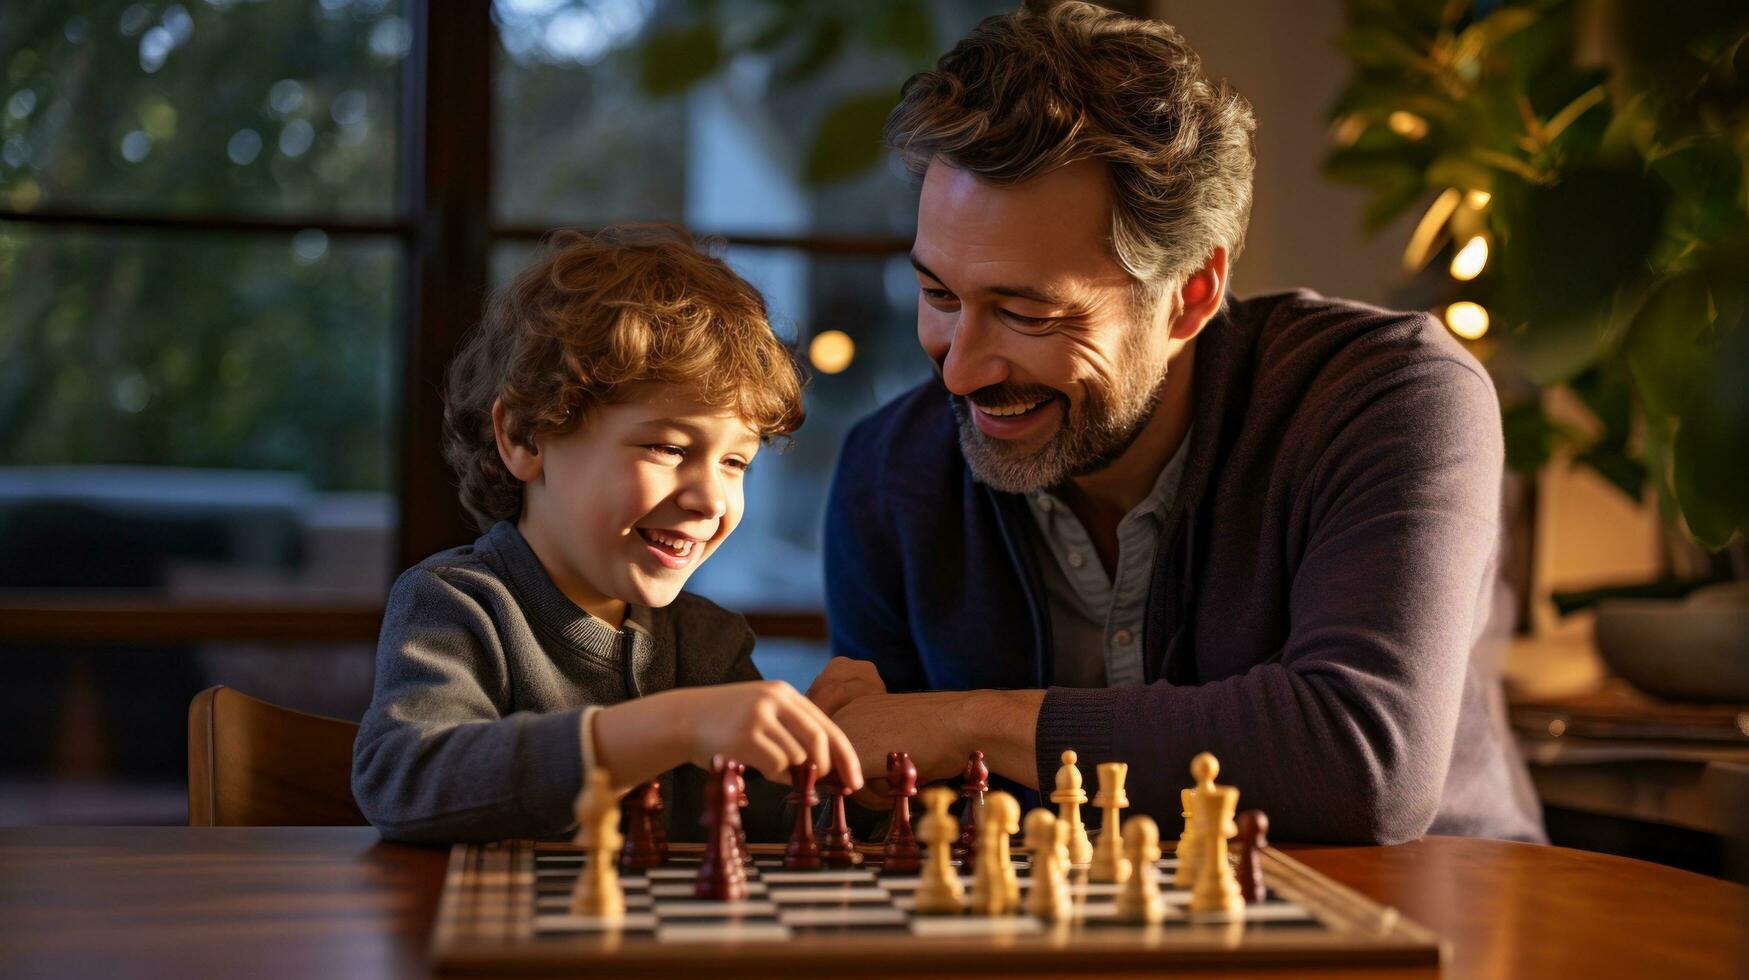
[
  {"x1": 488, "y1": 239, "x2": 934, "y2": 612},
  {"x1": 492, "y1": 0, "x2": 1010, "y2": 235},
  {"x1": 2, "y1": 1, "x2": 404, "y2": 216},
  {"x1": 0, "y1": 224, "x2": 402, "y2": 599}
]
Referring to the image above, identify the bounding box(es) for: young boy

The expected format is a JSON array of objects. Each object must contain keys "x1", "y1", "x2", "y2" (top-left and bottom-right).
[{"x1": 352, "y1": 225, "x2": 860, "y2": 843}]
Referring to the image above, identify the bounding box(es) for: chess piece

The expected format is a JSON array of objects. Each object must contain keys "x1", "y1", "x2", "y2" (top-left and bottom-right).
[
  {"x1": 695, "y1": 756, "x2": 748, "y2": 901},
  {"x1": 913, "y1": 786, "x2": 964, "y2": 914},
  {"x1": 1235, "y1": 809, "x2": 1269, "y2": 904},
  {"x1": 645, "y1": 778, "x2": 669, "y2": 863},
  {"x1": 570, "y1": 768, "x2": 625, "y2": 918},
  {"x1": 1172, "y1": 785, "x2": 1199, "y2": 887},
  {"x1": 952, "y1": 750, "x2": 989, "y2": 864},
  {"x1": 882, "y1": 751, "x2": 922, "y2": 873},
  {"x1": 819, "y1": 776, "x2": 861, "y2": 868},
  {"x1": 1089, "y1": 762, "x2": 1131, "y2": 883},
  {"x1": 969, "y1": 790, "x2": 1020, "y2": 915},
  {"x1": 1115, "y1": 815, "x2": 1166, "y2": 923},
  {"x1": 619, "y1": 779, "x2": 663, "y2": 870},
  {"x1": 1050, "y1": 749, "x2": 1094, "y2": 865},
  {"x1": 1188, "y1": 752, "x2": 1243, "y2": 916},
  {"x1": 784, "y1": 762, "x2": 823, "y2": 870},
  {"x1": 731, "y1": 760, "x2": 751, "y2": 865},
  {"x1": 1023, "y1": 808, "x2": 1072, "y2": 922}
]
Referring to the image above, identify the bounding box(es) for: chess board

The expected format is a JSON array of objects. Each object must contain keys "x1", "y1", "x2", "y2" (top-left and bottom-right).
[{"x1": 431, "y1": 841, "x2": 1445, "y2": 973}]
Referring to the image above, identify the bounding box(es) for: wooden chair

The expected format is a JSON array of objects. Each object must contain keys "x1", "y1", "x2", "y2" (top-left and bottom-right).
[{"x1": 187, "y1": 685, "x2": 367, "y2": 826}]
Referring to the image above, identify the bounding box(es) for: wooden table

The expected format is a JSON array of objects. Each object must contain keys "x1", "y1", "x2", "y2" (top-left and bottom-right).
[{"x1": 1, "y1": 827, "x2": 1744, "y2": 979}]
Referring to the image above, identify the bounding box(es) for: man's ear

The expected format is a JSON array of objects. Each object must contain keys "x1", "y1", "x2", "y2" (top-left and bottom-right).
[
  {"x1": 491, "y1": 397, "x2": 543, "y2": 483},
  {"x1": 1168, "y1": 246, "x2": 1228, "y2": 342}
]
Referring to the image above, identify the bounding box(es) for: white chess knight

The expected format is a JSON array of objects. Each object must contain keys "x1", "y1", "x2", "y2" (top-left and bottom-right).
[
  {"x1": 1050, "y1": 750, "x2": 1095, "y2": 865},
  {"x1": 1187, "y1": 753, "x2": 1244, "y2": 916},
  {"x1": 914, "y1": 786, "x2": 965, "y2": 915},
  {"x1": 570, "y1": 768, "x2": 625, "y2": 919},
  {"x1": 1023, "y1": 808, "x2": 1072, "y2": 922}
]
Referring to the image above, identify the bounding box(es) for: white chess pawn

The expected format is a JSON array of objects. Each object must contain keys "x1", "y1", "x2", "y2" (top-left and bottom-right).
[
  {"x1": 1172, "y1": 785, "x2": 1200, "y2": 888},
  {"x1": 970, "y1": 791, "x2": 1020, "y2": 915},
  {"x1": 914, "y1": 786, "x2": 965, "y2": 915},
  {"x1": 1023, "y1": 808, "x2": 1072, "y2": 922},
  {"x1": 570, "y1": 768, "x2": 625, "y2": 919},
  {"x1": 1116, "y1": 815, "x2": 1166, "y2": 923},
  {"x1": 1089, "y1": 762, "x2": 1131, "y2": 884},
  {"x1": 1050, "y1": 750, "x2": 1095, "y2": 865},
  {"x1": 1188, "y1": 753, "x2": 1243, "y2": 916}
]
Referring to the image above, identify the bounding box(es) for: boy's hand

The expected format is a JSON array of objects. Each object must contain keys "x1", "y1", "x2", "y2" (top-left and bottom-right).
[
  {"x1": 682, "y1": 680, "x2": 864, "y2": 790},
  {"x1": 804, "y1": 656, "x2": 886, "y2": 717}
]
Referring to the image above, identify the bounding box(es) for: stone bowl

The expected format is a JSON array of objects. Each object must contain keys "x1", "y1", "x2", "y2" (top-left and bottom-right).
[{"x1": 1593, "y1": 582, "x2": 1749, "y2": 703}]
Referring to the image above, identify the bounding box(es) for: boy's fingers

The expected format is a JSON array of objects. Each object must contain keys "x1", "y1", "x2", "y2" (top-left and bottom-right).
[
  {"x1": 746, "y1": 732, "x2": 794, "y2": 786},
  {"x1": 761, "y1": 716, "x2": 810, "y2": 774},
  {"x1": 787, "y1": 690, "x2": 863, "y2": 791},
  {"x1": 775, "y1": 699, "x2": 833, "y2": 782}
]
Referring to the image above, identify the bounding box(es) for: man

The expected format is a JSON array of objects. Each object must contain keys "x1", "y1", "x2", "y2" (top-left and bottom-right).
[{"x1": 806, "y1": 1, "x2": 1543, "y2": 844}]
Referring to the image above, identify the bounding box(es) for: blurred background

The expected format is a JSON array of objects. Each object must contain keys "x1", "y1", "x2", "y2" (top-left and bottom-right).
[{"x1": 0, "y1": 0, "x2": 1744, "y2": 879}]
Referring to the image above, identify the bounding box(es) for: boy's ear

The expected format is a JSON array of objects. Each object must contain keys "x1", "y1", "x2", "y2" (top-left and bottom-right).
[{"x1": 491, "y1": 397, "x2": 543, "y2": 483}]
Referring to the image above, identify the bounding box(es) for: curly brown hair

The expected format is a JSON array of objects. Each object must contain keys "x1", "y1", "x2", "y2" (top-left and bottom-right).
[
  {"x1": 885, "y1": 0, "x2": 1256, "y2": 305},
  {"x1": 443, "y1": 225, "x2": 806, "y2": 532}
]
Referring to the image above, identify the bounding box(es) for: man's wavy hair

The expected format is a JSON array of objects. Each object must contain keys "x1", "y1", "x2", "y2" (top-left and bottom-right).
[
  {"x1": 443, "y1": 225, "x2": 806, "y2": 532},
  {"x1": 885, "y1": 0, "x2": 1256, "y2": 307}
]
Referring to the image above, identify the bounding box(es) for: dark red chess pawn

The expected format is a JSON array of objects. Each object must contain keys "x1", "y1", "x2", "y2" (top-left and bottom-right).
[
  {"x1": 1235, "y1": 809, "x2": 1269, "y2": 904},
  {"x1": 618, "y1": 779, "x2": 663, "y2": 870},
  {"x1": 818, "y1": 776, "x2": 861, "y2": 868},
  {"x1": 731, "y1": 760, "x2": 751, "y2": 865},
  {"x1": 952, "y1": 749, "x2": 989, "y2": 865},
  {"x1": 696, "y1": 756, "x2": 748, "y2": 901},
  {"x1": 784, "y1": 762, "x2": 823, "y2": 870},
  {"x1": 881, "y1": 751, "x2": 922, "y2": 873},
  {"x1": 642, "y1": 778, "x2": 669, "y2": 863}
]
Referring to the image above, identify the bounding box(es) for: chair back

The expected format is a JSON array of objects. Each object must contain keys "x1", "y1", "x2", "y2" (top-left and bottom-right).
[{"x1": 187, "y1": 685, "x2": 366, "y2": 826}]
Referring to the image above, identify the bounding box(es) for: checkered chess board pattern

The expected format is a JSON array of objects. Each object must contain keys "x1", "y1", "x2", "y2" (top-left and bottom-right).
[
  {"x1": 532, "y1": 848, "x2": 1322, "y2": 943},
  {"x1": 432, "y1": 840, "x2": 1446, "y2": 972}
]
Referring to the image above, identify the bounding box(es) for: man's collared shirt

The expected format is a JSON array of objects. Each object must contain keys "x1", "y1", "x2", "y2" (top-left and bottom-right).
[{"x1": 1022, "y1": 429, "x2": 1191, "y2": 688}]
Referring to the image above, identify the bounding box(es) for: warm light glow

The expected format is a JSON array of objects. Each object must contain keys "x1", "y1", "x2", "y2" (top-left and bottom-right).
[
  {"x1": 1403, "y1": 188, "x2": 1461, "y2": 274},
  {"x1": 808, "y1": 330, "x2": 855, "y2": 374},
  {"x1": 1449, "y1": 235, "x2": 1490, "y2": 281},
  {"x1": 1331, "y1": 114, "x2": 1368, "y2": 147},
  {"x1": 1387, "y1": 110, "x2": 1428, "y2": 139},
  {"x1": 1464, "y1": 189, "x2": 1491, "y2": 209},
  {"x1": 1445, "y1": 301, "x2": 1490, "y2": 340}
]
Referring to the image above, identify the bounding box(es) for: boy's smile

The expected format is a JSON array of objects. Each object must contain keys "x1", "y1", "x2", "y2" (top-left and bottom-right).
[{"x1": 497, "y1": 382, "x2": 760, "y2": 626}]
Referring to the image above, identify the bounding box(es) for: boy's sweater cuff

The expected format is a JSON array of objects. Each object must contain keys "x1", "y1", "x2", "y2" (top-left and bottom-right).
[{"x1": 1034, "y1": 685, "x2": 1118, "y2": 792}]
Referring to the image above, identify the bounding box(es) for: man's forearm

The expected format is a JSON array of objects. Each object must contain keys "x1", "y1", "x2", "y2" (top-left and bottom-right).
[{"x1": 960, "y1": 689, "x2": 1046, "y2": 790}]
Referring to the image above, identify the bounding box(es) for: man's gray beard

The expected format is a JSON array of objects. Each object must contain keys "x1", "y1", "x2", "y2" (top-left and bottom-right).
[{"x1": 952, "y1": 357, "x2": 1168, "y2": 494}]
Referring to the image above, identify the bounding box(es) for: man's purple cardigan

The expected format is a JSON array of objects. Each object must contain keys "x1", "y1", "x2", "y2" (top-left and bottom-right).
[{"x1": 823, "y1": 289, "x2": 1545, "y2": 844}]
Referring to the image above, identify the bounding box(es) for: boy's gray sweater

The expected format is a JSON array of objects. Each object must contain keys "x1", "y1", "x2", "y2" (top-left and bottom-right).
[{"x1": 352, "y1": 520, "x2": 782, "y2": 843}]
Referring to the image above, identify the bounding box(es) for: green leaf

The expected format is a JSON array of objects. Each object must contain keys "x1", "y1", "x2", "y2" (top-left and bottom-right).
[
  {"x1": 803, "y1": 91, "x2": 897, "y2": 185},
  {"x1": 1671, "y1": 306, "x2": 1749, "y2": 548},
  {"x1": 1503, "y1": 168, "x2": 1665, "y2": 325},
  {"x1": 877, "y1": 0, "x2": 934, "y2": 65},
  {"x1": 1624, "y1": 271, "x2": 1713, "y2": 424},
  {"x1": 638, "y1": 25, "x2": 722, "y2": 96}
]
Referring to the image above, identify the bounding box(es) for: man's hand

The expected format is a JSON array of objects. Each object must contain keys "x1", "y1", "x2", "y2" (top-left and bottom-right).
[
  {"x1": 804, "y1": 656, "x2": 887, "y2": 717},
  {"x1": 825, "y1": 689, "x2": 1047, "y2": 808}
]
